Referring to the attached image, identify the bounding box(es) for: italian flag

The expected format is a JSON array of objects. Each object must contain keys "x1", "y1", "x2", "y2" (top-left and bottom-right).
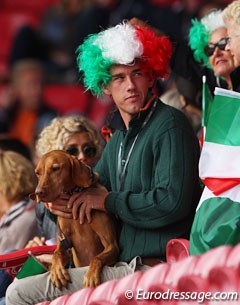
[{"x1": 190, "y1": 87, "x2": 240, "y2": 255}]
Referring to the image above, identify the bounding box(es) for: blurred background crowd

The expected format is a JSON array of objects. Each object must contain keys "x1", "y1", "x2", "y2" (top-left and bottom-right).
[{"x1": 0, "y1": 0, "x2": 234, "y2": 156}]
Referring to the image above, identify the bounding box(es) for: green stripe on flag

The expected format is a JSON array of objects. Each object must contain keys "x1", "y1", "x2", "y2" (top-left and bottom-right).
[
  {"x1": 190, "y1": 196, "x2": 240, "y2": 255},
  {"x1": 202, "y1": 76, "x2": 213, "y2": 127},
  {"x1": 205, "y1": 94, "x2": 240, "y2": 146}
]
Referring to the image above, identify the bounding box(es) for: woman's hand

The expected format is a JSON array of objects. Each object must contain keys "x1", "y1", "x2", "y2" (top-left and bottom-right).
[
  {"x1": 36, "y1": 254, "x2": 53, "y2": 270},
  {"x1": 25, "y1": 236, "x2": 46, "y2": 248}
]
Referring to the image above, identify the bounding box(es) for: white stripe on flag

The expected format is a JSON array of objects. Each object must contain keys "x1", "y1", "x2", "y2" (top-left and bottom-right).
[
  {"x1": 197, "y1": 184, "x2": 240, "y2": 211},
  {"x1": 199, "y1": 141, "x2": 240, "y2": 178}
]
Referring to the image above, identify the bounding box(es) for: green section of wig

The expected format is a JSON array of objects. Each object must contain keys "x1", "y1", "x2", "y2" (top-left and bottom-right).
[
  {"x1": 189, "y1": 19, "x2": 211, "y2": 68},
  {"x1": 76, "y1": 34, "x2": 113, "y2": 96}
]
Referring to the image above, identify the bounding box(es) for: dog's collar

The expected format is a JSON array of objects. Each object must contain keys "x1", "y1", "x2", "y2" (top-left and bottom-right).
[
  {"x1": 63, "y1": 186, "x2": 83, "y2": 196},
  {"x1": 57, "y1": 221, "x2": 73, "y2": 250}
]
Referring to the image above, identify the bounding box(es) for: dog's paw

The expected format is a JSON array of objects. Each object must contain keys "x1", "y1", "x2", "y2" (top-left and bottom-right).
[
  {"x1": 83, "y1": 270, "x2": 100, "y2": 288},
  {"x1": 50, "y1": 266, "x2": 71, "y2": 289}
]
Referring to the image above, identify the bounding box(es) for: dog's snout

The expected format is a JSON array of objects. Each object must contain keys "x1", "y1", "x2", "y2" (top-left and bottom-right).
[{"x1": 35, "y1": 188, "x2": 47, "y2": 200}]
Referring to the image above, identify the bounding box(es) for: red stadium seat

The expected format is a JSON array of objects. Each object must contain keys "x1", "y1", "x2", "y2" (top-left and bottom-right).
[
  {"x1": 43, "y1": 84, "x2": 92, "y2": 116},
  {"x1": 87, "y1": 279, "x2": 119, "y2": 304},
  {"x1": 137, "y1": 263, "x2": 170, "y2": 291},
  {"x1": 0, "y1": 10, "x2": 39, "y2": 81},
  {"x1": 193, "y1": 245, "x2": 232, "y2": 279},
  {"x1": 108, "y1": 271, "x2": 143, "y2": 304},
  {"x1": 225, "y1": 242, "x2": 240, "y2": 268},
  {"x1": 0, "y1": 245, "x2": 56, "y2": 278},
  {"x1": 88, "y1": 96, "x2": 115, "y2": 128},
  {"x1": 36, "y1": 287, "x2": 95, "y2": 305},
  {"x1": 166, "y1": 238, "x2": 190, "y2": 263},
  {"x1": 208, "y1": 266, "x2": 240, "y2": 292},
  {"x1": 177, "y1": 274, "x2": 209, "y2": 294},
  {"x1": 1, "y1": 0, "x2": 59, "y2": 19},
  {"x1": 164, "y1": 255, "x2": 199, "y2": 287}
]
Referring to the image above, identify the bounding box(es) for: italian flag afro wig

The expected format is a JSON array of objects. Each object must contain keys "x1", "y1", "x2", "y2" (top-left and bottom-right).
[{"x1": 76, "y1": 22, "x2": 172, "y2": 96}]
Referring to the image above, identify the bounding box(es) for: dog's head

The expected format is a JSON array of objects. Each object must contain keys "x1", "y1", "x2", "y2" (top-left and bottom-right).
[{"x1": 30, "y1": 150, "x2": 98, "y2": 203}]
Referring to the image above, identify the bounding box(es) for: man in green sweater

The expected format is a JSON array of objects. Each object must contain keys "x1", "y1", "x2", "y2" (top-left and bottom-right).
[{"x1": 6, "y1": 22, "x2": 202, "y2": 304}]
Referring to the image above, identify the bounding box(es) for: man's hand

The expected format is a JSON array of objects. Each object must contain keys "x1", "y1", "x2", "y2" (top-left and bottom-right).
[
  {"x1": 46, "y1": 194, "x2": 73, "y2": 219},
  {"x1": 67, "y1": 184, "x2": 109, "y2": 224}
]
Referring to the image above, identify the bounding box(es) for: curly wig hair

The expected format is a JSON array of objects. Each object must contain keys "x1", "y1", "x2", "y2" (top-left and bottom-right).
[
  {"x1": 76, "y1": 21, "x2": 172, "y2": 96},
  {"x1": 189, "y1": 10, "x2": 226, "y2": 68},
  {"x1": 35, "y1": 115, "x2": 104, "y2": 160},
  {"x1": 0, "y1": 151, "x2": 37, "y2": 201}
]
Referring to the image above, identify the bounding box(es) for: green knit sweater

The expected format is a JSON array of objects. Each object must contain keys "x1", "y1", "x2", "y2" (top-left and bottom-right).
[{"x1": 95, "y1": 97, "x2": 202, "y2": 262}]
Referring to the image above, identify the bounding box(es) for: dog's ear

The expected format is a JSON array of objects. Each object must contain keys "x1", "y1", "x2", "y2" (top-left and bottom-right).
[{"x1": 70, "y1": 157, "x2": 97, "y2": 188}]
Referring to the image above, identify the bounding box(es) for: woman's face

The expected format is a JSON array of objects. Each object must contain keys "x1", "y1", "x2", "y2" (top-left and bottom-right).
[
  {"x1": 64, "y1": 131, "x2": 98, "y2": 167},
  {"x1": 208, "y1": 27, "x2": 235, "y2": 78}
]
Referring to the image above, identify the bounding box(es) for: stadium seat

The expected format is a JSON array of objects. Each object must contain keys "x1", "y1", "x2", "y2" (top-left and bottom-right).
[
  {"x1": 0, "y1": 245, "x2": 56, "y2": 278},
  {"x1": 225, "y1": 242, "x2": 240, "y2": 268},
  {"x1": 164, "y1": 255, "x2": 199, "y2": 287},
  {"x1": 36, "y1": 287, "x2": 95, "y2": 305},
  {"x1": 137, "y1": 263, "x2": 170, "y2": 291},
  {"x1": 43, "y1": 84, "x2": 92, "y2": 116},
  {"x1": 1, "y1": 0, "x2": 59, "y2": 19},
  {"x1": 208, "y1": 266, "x2": 239, "y2": 292},
  {"x1": 88, "y1": 96, "x2": 115, "y2": 128},
  {"x1": 89, "y1": 302, "x2": 116, "y2": 305},
  {"x1": 166, "y1": 238, "x2": 190, "y2": 263},
  {"x1": 177, "y1": 274, "x2": 209, "y2": 294},
  {"x1": 192, "y1": 245, "x2": 232, "y2": 279},
  {"x1": 0, "y1": 10, "x2": 39, "y2": 81},
  {"x1": 108, "y1": 271, "x2": 143, "y2": 304},
  {"x1": 87, "y1": 279, "x2": 119, "y2": 304}
]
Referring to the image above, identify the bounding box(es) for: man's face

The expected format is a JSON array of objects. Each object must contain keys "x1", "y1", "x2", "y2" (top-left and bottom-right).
[
  {"x1": 226, "y1": 20, "x2": 240, "y2": 67},
  {"x1": 103, "y1": 62, "x2": 154, "y2": 125}
]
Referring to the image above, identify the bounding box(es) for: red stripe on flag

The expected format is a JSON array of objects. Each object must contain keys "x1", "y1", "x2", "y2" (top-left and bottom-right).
[{"x1": 202, "y1": 178, "x2": 240, "y2": 195}]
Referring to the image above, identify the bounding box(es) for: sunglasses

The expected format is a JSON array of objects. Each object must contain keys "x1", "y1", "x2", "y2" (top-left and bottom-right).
[
  {"x1": 64, "y1": 145, "x2": 97, "y2": 158},
  {"x1": 204, "y1": 37, "x2": 229, "y2": 57}
]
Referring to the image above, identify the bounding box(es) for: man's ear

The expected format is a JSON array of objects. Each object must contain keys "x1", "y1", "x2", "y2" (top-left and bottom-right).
[
  {"x1": 101, "y1": 82, "x2": 111, "y2": 96},
  {"x1": 102, "y1": 87, "x2": 111, "y2": 96}
]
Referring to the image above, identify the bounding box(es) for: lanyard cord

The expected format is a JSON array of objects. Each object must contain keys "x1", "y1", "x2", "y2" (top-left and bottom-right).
[{"x1": 117, "y1": 98, "x2": 158, "y2": 190}]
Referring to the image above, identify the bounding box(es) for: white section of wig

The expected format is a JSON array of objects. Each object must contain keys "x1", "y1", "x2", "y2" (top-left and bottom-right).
[
  {"x1": 201, "y1": 10, "x2": 226, "y2": 33},
  {"x1": 94, "y1": 22, "x2": 143, "y2": 64}
]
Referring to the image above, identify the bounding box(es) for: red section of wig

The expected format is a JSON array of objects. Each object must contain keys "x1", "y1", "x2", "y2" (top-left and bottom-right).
[{"x1": 134, "y1": 25, "x2": 172, "y2": 78}]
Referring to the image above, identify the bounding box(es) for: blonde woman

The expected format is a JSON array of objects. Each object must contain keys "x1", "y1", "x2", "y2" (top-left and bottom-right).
[
  {"x1": 0, "y1": 151, "x2": 38, "y2": 252},
  {"x1": 27, "y1": 114, "x2": 104, "y2": 249}
]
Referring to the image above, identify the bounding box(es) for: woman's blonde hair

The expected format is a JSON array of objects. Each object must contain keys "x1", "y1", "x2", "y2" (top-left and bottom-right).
[
  {"x1": 0, "y1": 151, "x2": 37, "y2": 201},
  {"x1": 224, "y1": 0, "x2": 240, "y2": 27},
  {"x1": 35, "y1": 115, "x2": 104, "y2": 160}
]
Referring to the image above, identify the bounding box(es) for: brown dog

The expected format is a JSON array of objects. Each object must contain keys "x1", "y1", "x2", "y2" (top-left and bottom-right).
[{"x1": 31, "y1": 150, "x2": 119, "y2": 288}]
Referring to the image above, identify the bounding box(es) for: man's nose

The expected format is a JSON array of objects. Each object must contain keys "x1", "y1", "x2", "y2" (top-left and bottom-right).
[{"x1": 126, "y1": 76, "x2": 135, "y2": 89}]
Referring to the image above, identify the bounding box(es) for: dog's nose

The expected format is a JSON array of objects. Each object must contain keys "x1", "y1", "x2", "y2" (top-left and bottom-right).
[{"x1": 35, "y1": 188, "x2": 47, "y2": 199}]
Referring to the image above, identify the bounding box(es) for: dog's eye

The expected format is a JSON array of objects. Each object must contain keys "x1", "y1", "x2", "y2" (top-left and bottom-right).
[{"x1": 52, "y1": 164, "x2": 60, "y2": 171}]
